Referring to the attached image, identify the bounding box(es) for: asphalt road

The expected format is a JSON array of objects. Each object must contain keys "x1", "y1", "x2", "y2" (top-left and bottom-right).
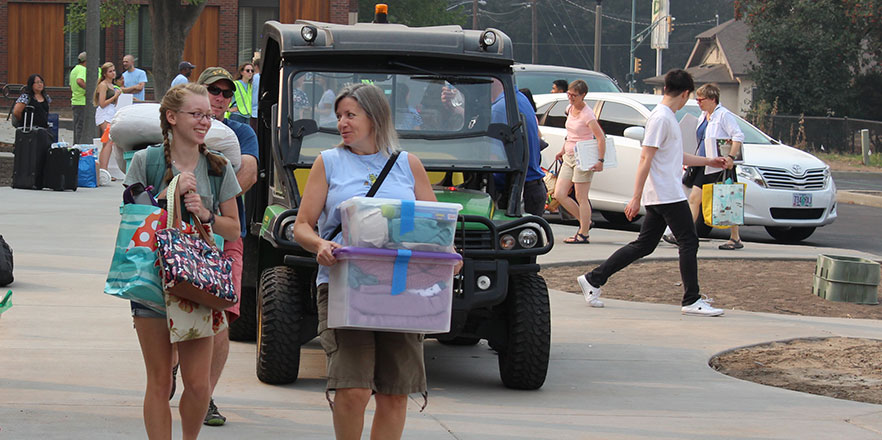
[
  {"x1": 832, "y1": 171, "x2": 882, "y2": 191},
  {"x1": 552, "y1": 202, "x2": 882, "y2": 258}
]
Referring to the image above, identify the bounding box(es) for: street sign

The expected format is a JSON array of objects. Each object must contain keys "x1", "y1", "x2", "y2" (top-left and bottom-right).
[{"x1": 651, "y1": 0, "x2": 669, "y2": 49}]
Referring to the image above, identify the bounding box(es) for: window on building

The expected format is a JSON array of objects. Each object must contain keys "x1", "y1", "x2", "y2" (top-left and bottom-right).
[
  {"x1": 238, "y1": 3, "x2": 279, "y2": 66},
  {"x1": 124, "y1": 5, "x2": 154, "y2": 83}
]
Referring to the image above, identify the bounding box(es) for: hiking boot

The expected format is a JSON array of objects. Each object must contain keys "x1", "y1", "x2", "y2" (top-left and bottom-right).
[
  {"x1": 204, "y1": 398, "x2": 226, "y2": 426},
  {"x1": 681, "y1": 296, "x2": 724, "y2": 317},
  {"x1": 577, "y1": 275, "x2": 603, "y2": 308}
]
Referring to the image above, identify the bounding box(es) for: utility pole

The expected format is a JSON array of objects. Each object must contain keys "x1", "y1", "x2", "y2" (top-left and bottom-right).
[
  {"x1": 531, "y1": 0, "x2": 538, "y2": 63},
  {"x1": 629, "y1": 0, "x2": 636, "y2": 92},
  {"x1": 84, "y1": 0, "x2": 99, "y2": 139},
  {"x1": 594, "y1": 0, "x2": 602, "y2": 71},
  {"x1": 473, "y1": 0, "x2": 478, "y2": 29}
]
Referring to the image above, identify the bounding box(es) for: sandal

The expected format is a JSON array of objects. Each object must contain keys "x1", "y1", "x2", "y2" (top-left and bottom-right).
[
  {"x1": 564, "y1": 232, "x2": 590, "y2": 244},
  {"x1": 718, "y1": 240, "x2": 744, "y2": 250}
]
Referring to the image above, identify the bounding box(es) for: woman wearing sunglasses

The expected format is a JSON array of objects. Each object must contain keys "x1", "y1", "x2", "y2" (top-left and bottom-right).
[{"x1": 228, "y1": 63, "x2": 254, "y2": 124}]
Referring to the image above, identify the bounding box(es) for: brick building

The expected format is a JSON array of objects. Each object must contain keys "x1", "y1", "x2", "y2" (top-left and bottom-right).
[{"x1": 0, "y1": 0, "x2": 352, "y2": 105}]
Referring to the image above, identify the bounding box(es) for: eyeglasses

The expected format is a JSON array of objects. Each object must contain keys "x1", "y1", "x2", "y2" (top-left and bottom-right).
[
  {"x1": 696, "y1": 97, "x2": 708, "y2": 103},
  {"x1": 178, "y1": 111, "x2": 216, "y2": 122},
  {"x1": 206, "y1": 85, "x2": 234, "y2": 99},
  {"x1": 566, "y1": 92, "x2": 580, "y2": 98}
]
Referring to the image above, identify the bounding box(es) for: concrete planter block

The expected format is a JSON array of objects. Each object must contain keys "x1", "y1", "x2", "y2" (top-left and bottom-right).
[{"x1": 812, "y1": 254, "x2": 880, "y2": 305}]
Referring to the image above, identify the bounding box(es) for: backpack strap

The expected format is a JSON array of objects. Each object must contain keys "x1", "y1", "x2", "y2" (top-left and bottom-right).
[{"x1": 144, "y1": 144, "x2": 225, "y2": 213}]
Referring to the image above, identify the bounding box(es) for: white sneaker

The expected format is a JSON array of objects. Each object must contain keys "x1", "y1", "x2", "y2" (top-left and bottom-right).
[
  {"x1": 99, "y1": 168, "x2": 112, "y2": 186},
  {"x1": 577, "y1": 275, "x2": 604, "y2": 308},
  {"x1": 681, "y1": 295, "x2": 724, "y2": 316}
]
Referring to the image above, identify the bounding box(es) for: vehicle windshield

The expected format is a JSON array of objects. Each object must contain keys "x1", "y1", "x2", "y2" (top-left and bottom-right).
[
  {"x1": 514, "y1": 70, "x2": 621, "y2": 95},
  {"x1": 645, "y1": 104, "x2": 772, "y2": 145},
  {"x1": 289, "y1": 71, "x2": 515, "y2": 169}
]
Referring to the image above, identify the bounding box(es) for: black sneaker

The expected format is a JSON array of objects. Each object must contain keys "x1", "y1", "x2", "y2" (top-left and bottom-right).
[
  {"x1": 169, "y1": 364, "x2": 178, "y2": 401},
  {"x1": 661, "y1": 234, "x2": 678, "y2": 245},
  {"x1": 204, "y1": 398, "x2": 226, "y2": 426}
]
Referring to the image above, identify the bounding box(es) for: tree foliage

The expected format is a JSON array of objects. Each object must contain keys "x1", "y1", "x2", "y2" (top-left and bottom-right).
[
  {"x1": 64, "y1": 0, "x2": 137, "y2": 33},
  {"x1": 737, "y1": 0, "x2": 880, "y2": 117}
]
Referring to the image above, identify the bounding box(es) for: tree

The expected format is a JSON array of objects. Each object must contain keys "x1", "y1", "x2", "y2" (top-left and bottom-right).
[
  {"x1": 67, "y1": 0, "x2": 207, "y2": 99},
  {"x1": 736, "y1": 0, "x2": 865, "y2": 116}
]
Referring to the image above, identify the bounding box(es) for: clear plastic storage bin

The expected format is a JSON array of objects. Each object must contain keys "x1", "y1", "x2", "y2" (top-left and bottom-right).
[
  {"x1": 328, "y1": 247, "x2": 461, "y2": 333},
  {"x1": 339, "y1": 197, "x2": 461, "y2": 252}
]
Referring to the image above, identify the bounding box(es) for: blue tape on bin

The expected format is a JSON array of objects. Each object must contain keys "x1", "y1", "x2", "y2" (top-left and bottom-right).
[
  {"x1": 400, "y1": 200, "x2": 415, "y2": 234},
  {"x1": 391, "y1": 249, "x2": 412, "y2": 296}
]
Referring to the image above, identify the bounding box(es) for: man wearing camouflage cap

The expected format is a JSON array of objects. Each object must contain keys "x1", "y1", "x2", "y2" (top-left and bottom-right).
[{"x1": 191, "y1": 66, "x2": 259, "y2": 426}]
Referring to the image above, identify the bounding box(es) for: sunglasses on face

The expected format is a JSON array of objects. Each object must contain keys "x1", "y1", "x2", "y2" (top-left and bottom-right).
[
  {"x1": 207, "y1": 85, "x2": 234, "y2": 99},
  {"x1": 244, "y1": 69, "x2": 253, "y2": 73}
]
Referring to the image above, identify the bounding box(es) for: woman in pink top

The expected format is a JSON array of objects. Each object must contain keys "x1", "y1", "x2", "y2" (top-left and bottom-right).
[{"x1": 553, "y1": 79, "x2": 606, "y2": 244}]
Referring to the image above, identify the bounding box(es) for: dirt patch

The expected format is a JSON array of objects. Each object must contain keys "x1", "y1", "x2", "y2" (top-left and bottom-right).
[
  {"x1": 541, "y1": 260, "x2": 882, "y2": 405},
  {"x1": 710, "y1": 337, "x2": 882, "y2": 405}
]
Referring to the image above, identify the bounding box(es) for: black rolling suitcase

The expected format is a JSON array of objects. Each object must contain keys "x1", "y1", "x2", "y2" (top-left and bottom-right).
[
  {"x1": 12, "y1": 107, "x2": 53, "y2": 190},
  {"x1": 43, "y1": 146, "x2": 80, "y2": 191}
]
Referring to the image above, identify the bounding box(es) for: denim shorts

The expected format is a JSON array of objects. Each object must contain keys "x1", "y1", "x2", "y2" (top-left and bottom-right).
[{"x1": 130, "y1": 301, "x2": 165, "y2": 319}]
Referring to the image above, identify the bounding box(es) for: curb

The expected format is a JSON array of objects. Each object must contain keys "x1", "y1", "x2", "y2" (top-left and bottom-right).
[{"x1": 837, "y1": 190, "x2": 882, "y2": 209}]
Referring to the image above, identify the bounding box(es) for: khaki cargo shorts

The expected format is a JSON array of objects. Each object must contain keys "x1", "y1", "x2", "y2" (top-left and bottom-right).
[
  {"x1": 559, "y1": 152, "x2": 595, "y2": 184},
  {"x1": 317, "y1": 284, "x2": 427, "y2": 396}
]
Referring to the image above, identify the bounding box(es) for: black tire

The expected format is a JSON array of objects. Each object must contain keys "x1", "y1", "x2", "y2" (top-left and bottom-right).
[
  {"x1": 765, "y1": 226, "x2": 816, "y2": 243},
  {"x1": 256, "y1": 266, "x2": 310, "y2": 385},
  {"x1": 497, "y1": 273, "x2": 550, "y2": 390},
  {"x1": 439, "y1": 337, "x2": 481, "y2": 346},
  {"x1": 228, "y1": 286, "x2": 257, "y2": 342},
  {"x1": 600, "y1": 210, "x2": 639, "y2": 225}
]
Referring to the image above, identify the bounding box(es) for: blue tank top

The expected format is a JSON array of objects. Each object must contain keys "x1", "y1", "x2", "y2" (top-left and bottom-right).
[{"x1": 316, "y1": 147, "x2": 415, "y2": 285}]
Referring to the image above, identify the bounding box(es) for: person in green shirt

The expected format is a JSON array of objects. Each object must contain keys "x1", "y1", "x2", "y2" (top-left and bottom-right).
[{"x1": 69, "y1": 52, "x2": 88, "y2": 144}]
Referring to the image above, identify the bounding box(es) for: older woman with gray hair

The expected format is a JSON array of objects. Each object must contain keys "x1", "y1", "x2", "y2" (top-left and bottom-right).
[{"x1": 292, "y1": 83, "x2": 445, "y2": 439}]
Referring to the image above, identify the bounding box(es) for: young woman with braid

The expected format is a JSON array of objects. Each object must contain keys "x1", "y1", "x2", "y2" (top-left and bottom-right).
[{"x1": 123, "y1": 83, "x2": 241, "y2": 440}]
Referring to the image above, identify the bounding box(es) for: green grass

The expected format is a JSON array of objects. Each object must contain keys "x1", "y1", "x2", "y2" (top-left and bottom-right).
[{"x1": 813, "y1": 152, "x2": 882, "y2": 170}]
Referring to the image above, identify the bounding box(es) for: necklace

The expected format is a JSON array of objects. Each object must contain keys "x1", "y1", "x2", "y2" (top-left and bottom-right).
[{"x1": 355, "y1": 151, "x2": 383, "y2": 187}]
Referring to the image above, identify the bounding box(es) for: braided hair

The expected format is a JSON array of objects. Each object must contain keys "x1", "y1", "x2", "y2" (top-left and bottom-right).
[{"x1": 158, "y1": 83, "x2": 228, "y2": 184}]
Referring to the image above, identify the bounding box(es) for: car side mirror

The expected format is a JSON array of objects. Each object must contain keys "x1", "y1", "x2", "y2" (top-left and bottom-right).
[{"x1": 623, "y1": 126, "x2": 644, "y2": 141}]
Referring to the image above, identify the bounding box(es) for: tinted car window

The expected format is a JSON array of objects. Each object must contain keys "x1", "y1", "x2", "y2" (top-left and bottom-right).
[
  {"x1": 514, "y1": 71, "x2": 621, "y2": 96},
  {"x1": 596, "y1": 101, "x2": 645, "y2": 136},
  {"x1": 540, "y1": 99, "x2": 597, "y2": 129}
]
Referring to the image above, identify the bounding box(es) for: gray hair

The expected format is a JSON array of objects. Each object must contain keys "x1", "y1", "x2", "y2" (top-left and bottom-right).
[{"x1": 334, "y1": 83, "x2": 398, "y2": 156}]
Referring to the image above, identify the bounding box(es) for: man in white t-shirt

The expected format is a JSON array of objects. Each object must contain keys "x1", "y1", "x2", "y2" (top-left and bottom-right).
[{"x1": 576, "y1": 69, "x2": 728, "y2": 316}]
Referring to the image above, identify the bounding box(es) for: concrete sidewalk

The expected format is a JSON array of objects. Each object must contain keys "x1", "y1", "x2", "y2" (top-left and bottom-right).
[{"x1": 1, "y1": 186, "x2": 881, "y2": 439}]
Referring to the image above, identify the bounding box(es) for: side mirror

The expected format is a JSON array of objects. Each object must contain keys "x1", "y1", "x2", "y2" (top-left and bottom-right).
[{"x1": 623, "y1": 126, "x2": 645, "y2": 141}]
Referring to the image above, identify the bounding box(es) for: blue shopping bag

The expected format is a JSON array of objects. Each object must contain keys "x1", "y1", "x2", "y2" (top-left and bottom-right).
[
  {"x1": 78, "y1": 148, "x2": 97, "y2": 188},
  {"x1": 104, "y1": 204, "x2": 166, "y2": 312}
]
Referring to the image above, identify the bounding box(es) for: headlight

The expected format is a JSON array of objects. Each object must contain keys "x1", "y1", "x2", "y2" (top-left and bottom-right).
[
  {"x1": 736, "y1": 165, "x2": 767, "y2": 188},
  {"x1": 284, "y1": 222, "x2": 296, "y2": 242},
  {"x1": 518, "y1": 229, "x2": 538, "y2": 248},
  {"x1": 480, "y1": 30, "x2": 497, "y2": 49},
  {"x1": 301, "y1": 25, "x2": 317, "y2": 43},
  {"x1": 500, "y1": 234, "x2": 515, "y2": 250}
]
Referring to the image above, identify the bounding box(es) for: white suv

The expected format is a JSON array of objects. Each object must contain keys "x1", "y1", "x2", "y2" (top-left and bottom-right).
[{"x1": 536, "y1": 92, "x2": 837, "y2": 242}]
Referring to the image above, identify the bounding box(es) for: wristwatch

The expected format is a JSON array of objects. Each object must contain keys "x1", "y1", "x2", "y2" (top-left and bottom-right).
[
  {"x1": 598, "y1": 158, "x2": 605, "y2": 163},
  {"x1": 727, "y1": 155, "x2": 736, "y2": 160},
  {"x1": 204, "y1": 211, "x2": 216, "y2": 225}
]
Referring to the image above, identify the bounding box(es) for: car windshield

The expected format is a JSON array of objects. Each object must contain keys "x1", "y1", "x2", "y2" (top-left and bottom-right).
[
  {"x1": 289, "y1": 71, "x2": 515, "y2": 169},
  {"x1": 514, "y1": 71, "x2": 621, "y2": 95},
  {"x1": 645, "y1": 104, "x2": 772, "y2": 145}
]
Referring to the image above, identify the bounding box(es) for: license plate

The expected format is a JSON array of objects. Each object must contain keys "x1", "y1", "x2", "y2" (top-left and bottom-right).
[{"x1": 793, "y1": 193, "x2": 813, "y2": 207}]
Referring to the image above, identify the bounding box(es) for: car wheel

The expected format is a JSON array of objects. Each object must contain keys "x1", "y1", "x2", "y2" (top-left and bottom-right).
[
  {"x1": 600, "y1": 210, "x2": 640, "y2": 225},
  {"x1": 256, "y1": 266, "x2": 313, "y2": 385},
  {"x1": 228, "y1": 286, "x2": 256, "y2": 342},
  {"x1": 765, "y1": 226, "x2": 816, "y2": 243},
  {"x1": 497, "y1": 273, "x2": 550, "y2": 390}
]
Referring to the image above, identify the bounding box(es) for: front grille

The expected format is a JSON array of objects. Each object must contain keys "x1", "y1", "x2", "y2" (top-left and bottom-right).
[
  {"x1": 456, "y1": 229, "x2": 493, "y2": 250},
  {"x1": 770, "y1": 208, "x2": 825, "y2": 220},
  {"x1": 757, "y1": 166, "x2": 826, "y2": 190}
]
